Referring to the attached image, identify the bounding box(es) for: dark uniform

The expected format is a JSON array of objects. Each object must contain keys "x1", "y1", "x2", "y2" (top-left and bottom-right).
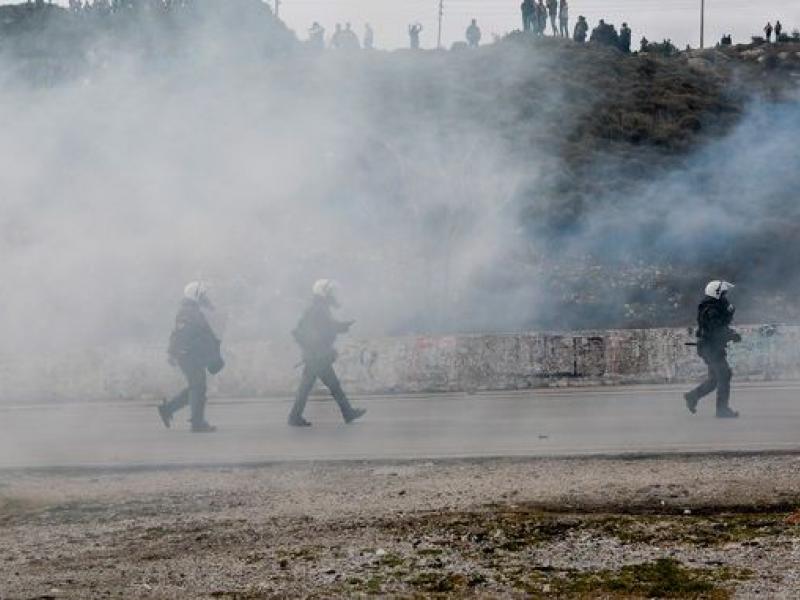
[
  {"x1": 685, "y1": 295, "x2": 740, "y2": 417},
  {"x1": 160, "y1": 299, "x2": 224, "y2": 431},
  {"x1": 288, "y1": 296, "x2": 364, "y2": 426}
]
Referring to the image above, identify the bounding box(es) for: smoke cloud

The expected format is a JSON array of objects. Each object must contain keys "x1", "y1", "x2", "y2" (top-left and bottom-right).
[{"x1": 0, "y1": 2, "x2": 798, "y2": 362}]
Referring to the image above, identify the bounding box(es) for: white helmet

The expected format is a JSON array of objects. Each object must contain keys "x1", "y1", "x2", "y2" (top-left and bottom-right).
[
  {"x1": 704, "y1": 280, "x2": 734, "y2": 299},
  {"x1": 312, "y1": 279, "x2": 338, "y2": 299},
  {"x1": 184, "y1": 280, "x2": 210, "y2": 304}
]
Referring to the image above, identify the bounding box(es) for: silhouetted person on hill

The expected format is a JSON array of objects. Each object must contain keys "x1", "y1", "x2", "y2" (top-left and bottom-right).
[
  {"x1": 536, "y1": 0, "x2": 547, "y2": 35},
  {"x1": 619, "y1": 22, "x2": 632, "y2": 52},
  {"x1": 288, "y1": 280, "x2": 366, "y2": 427},
  {"x1": 68, "y1": 0, "x2": 82, "y2": 12},
  {"x1": 408, "y1": 23, "x2": 422, "y2": 49},
  {"x1": 93, "y1": 0, "x2": 111, "y2": 15},
  {"x1": 159, "y1": 282, "x2": 224, "y2": 433},
  {"x1": 590, "y1": 19, "x2": 620, "y2": 48},
  {"x1": 775, "y1": 20, "x2": 783, "y2": 41},
  {"x1": 363, "y1": 23, "x2": 374, "y2": 49},
  {"x1": 340, "y1": 22, "x2": 360, "y2": 49},
  {"x1": 573, "y1": 15, "x2": 588, "y2": 43},
  {"x1": 546, "y1": 0, "x2": 558, "y2": 35},
  {"x1": 330, "y1": 23, "x2": 343, "y2": 49},
  {"x1": 531, "y1": 1, "x2": 541, "y2": 34},
  {"x1": 559, "y1": 0, "x2": 569, "y2": 37},
  {"x1": 466, "y1": 18, "x2": 481, "y2": 46},
  {"x1": 521, "y1": 0, "x2": 534, "y2": 32},
  {"x1": 764, "y1": 22, "x2": 773, "y2": 42},
  {"x1": 684, "y1": 281, "x2": 742, "y2": 419},
  {"x1": 308, "y1": 22, "x2": 325, "y2": 51}
]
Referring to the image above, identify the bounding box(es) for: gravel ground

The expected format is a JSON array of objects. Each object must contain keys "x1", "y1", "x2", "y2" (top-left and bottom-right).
[{"x1": 2, "y1": 454, "x2": 800, "y2": 598}]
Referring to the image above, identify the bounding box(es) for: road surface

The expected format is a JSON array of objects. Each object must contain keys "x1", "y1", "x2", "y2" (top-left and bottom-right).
[{"x1": 0, "y1": 383, "x2": 798, "y2": 469}]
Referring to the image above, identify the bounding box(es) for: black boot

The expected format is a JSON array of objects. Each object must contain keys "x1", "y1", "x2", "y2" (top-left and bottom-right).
[
  {"x1": 288, "y1": 415, "x2": 312, "y2": 427},
  {"x1": 716, "y1": 406, "x2": 739, "y2": 419},
  {"x1": 157, "y1": 400, "x2": 173, "y2": 429},
  {"x1": 191, "y1": 421, "x2": 217, "y2": 432},
  {"x1": 684, "y1": 392, "x2": 698, "y2": 414},
  {"x1": 344, "y1": 407, "x2": 367, "y2": 424}
]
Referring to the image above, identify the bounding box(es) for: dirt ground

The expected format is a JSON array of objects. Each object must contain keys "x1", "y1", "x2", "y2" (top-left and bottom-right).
[{"x1": 2, "y1": 453, "x2": 800, "y2": 599}]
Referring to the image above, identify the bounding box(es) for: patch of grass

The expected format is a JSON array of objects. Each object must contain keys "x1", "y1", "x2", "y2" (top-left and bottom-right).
[
  {"x1": 365, "y1": 576, "x2": 383, "y2": 593},
  {"x1": 559, "y1": 558, "x2": 749, "y2": 598},
  {"x1": 596, "y1": 514, "x2": 792, "y2": 546},
  {"x1": 408, "y1": 571, "x2": 468, "y2": 593},
  {"x1": 378, "y1": 552, "x2": 406, "y2": 568}
]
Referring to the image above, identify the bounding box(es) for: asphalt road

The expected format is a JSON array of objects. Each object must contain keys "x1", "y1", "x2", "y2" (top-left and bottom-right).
[{"x1": 0, "y1": 383, "x2": 798, "y2": 469}]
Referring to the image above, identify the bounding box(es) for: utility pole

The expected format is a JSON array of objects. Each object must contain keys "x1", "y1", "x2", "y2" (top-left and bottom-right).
[
  {"x1": 274, "y1": 0, "x2": 281, "y2": 19},
  {"x1": 700, "y1": 0, "x2": 705, "y2": 48},
  {"x1": 437, "y1": 0, "x2": 444, "y2": 49}
]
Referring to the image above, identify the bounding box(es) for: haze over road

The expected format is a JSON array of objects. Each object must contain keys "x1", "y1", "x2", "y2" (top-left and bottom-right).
[{"x1": 1, "y1": 383, "x2": 798, "y2": 470}]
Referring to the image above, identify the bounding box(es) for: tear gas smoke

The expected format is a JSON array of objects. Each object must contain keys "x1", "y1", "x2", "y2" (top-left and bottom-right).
[{"x1": 0, "y1": 2, "x2": 798, "y2": 362}]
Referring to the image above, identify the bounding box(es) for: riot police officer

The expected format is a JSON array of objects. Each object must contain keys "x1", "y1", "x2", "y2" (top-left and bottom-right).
[
  {"x1": 158, "y1": 281, "x2": 224, "y2": 432},
  {"x1": 288, "y1": 280, "x2": 367, "y2": 427},
  {"x1": 684, "y1": 280, "x2": 741, "y2": 418}
]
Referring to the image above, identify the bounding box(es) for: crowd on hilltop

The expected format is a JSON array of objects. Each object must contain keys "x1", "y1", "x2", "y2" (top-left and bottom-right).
[
  {"x1": 520, "y1": 1, "x2": 634, "y2": 52},
  {"x1": 308, "y1": 21, "x2": 374, "y2": 50},
  {"x1": 306, "y1": 20, "x2": 482, "y2": 51},
  {"x1": 63, "y1": 0, "x2": 193, "y2": 13},
  {"x1": 760, "y1": 20, "x2": 800, "y2": 44},
  {"x1": 7, "y1": 0, "x2": 800, "y2": 54},
  {"x1": 304, "y1": 1, "x2": 632, "y2": 53},
  {"x1": 521, "y1": 0, "x2": 569, "y2": 38}
]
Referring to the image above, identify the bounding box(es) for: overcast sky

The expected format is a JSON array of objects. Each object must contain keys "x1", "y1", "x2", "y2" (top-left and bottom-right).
[{"x1": 5, "y1": 0, "x2": 800, "y2": 50}]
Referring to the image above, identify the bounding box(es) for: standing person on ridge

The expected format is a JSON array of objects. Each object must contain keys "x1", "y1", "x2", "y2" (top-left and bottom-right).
[
  {"x1": 466, "y1": 18, "x2": 482, "y2": 47},
  {"x1": 408, "y1": 23, "x2": 423, "y2": 49},
  {"x1": 558, "y1": 0, "x2": 569, "y2": 37},
  {"x1": 573, "y1": 15, "x2": 588, "y2": 43},
  {"x1": 546, "y1": 0, "x2": 558, "y2": 36},
  {"x1": 363, "y1": 22, "x2": 374, "y2": 49},
  {"x1": 521, "y1": 0, "x2": 534, "y2": 32}
]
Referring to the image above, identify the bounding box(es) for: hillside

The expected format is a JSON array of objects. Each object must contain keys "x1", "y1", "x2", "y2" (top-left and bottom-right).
[{"x1": 0, "y1": 2, "x2": 799, "y2": 342}]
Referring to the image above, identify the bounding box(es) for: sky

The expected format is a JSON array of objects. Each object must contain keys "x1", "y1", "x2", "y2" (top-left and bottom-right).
[{"x1": 4, "y1": 0, "x2": 798, "y2": 50}]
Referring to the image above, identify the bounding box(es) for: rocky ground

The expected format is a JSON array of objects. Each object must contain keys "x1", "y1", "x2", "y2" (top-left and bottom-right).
[{"x1": 2, "y1": 453, "x2": 800, "y2": 598}]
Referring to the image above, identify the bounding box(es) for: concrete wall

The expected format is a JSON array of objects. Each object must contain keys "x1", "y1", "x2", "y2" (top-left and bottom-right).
[{"x1": 1, "y1": 324, "x2": 798, "y2": 401}]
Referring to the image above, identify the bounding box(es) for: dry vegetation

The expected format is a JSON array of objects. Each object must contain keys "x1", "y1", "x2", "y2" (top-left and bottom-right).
[{"x1": 2, "y1": 455, "x2": 800, "y2": 598}]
